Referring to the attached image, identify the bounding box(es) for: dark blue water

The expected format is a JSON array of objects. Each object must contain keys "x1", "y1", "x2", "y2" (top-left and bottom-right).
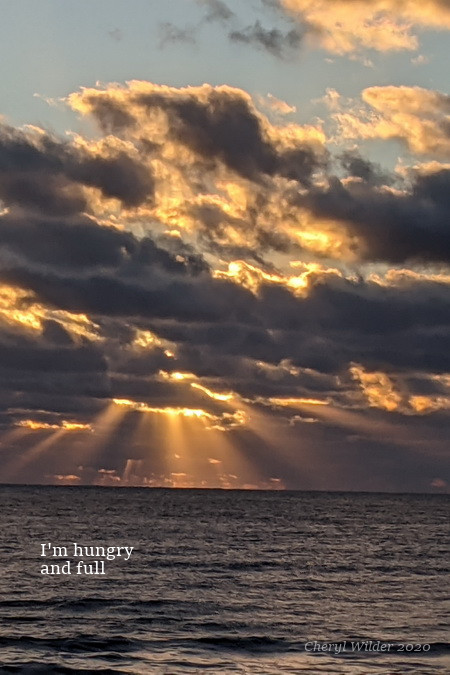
[{"x1": 0, "y1": 487, "x2": 448, "y2": 673}]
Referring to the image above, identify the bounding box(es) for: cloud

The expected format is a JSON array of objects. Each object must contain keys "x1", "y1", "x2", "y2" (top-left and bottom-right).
[
  {"x1": 229, "y1": 21, "x2": 304, "y2": 59},
  {"x1": 0, "y1": 123, "x2": 154, "y2": 213},
  {"x1": 297, "y1": 166, "x2": 450, "y2": 263},
  {"x1": 158, "y1": 22, "x2": 197, "y2": 48},
  {"x1": 277, "y1": 0, "x2": 450, "y2": 53},
  {"x1": 107, "y1": 28, "x2": 123, "y2": 42},
  {"x1": 335, "y1": 86, "x2": 450, "y2": 157},
  {"x1": 351, "y1": 364, "x2": 450, "y2": 415},
  {"x1": 60, "y1": 79, "x2": 449, "y2": 272},
  {"x1": 0, "y1": 263, "x2": 255, "y2": 325},
  {"x1": 338, "y1": 150, "x2": 393, "y2": 186},
  {"x1": 1, "y1": 78, "x2": 450, "y2": 489},
  {"x1": 164, "y1": 2, "x2": 301, "y2": 63},
  {"x1": 66, "y1": 80, "x2": 327, "y2": 259},
  {"x1": 143, "y1": 0, "x2": 449, "y2": 61},
  {"x1": 0, "y1": 212, "x2": 136, "y2": 269},
  {"x1": 430, "y1": 477, "x2": 448, "y2": 490},
  {"x1": 0, "y1": 340, "x2": 106, "y2": 376},
  {"x1": 257, "y1": 93, "x2": 297, "y2": 116},
  {"x1": 200, "y1": 0, "x2": 234, "y2": 23},
  {"x1": 156, "y1": 2, "x2": 234, "y2": 61},
  {"x1": 73, "y1": 80, "x2": 324, "y2": 184}
]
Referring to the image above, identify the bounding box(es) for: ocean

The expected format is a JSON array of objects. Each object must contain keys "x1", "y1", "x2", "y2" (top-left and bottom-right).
[{"x1": 0, "y1": 487, "x2": 448, "y2": 674}]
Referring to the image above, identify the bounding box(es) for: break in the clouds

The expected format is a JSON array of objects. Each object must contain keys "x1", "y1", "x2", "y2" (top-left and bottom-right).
[{"x1": 0, "y1": 72, "x2": 449, "y2": 490}]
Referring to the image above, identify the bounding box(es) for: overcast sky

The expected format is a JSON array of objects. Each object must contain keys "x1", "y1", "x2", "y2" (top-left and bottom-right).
[{"x1": 0, "y1": 0, "x2": 449, "y2": 491}]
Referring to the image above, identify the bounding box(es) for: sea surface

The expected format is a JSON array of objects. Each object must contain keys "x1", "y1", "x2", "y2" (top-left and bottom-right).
[{"x1": 0, "y1": 487, "x2": 448, "y2": 674}]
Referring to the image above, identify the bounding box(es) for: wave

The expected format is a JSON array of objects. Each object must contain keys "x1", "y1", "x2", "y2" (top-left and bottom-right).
[
  {"x1": 0, "y1": 635, "x2": 139, "y2": 653},
  {"x1": 0, "y1": 665, "x2": 126, "y2": 674},
  {"x1": 194, "y1": 635, "x2": 290, "y2": 652}
]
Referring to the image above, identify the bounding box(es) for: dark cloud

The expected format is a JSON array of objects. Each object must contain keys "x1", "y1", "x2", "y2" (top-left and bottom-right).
[
  {"x1": 157, "y1": 2, "x2": 234, "y2": 54},
  {"x1": 0, "y1": 209, "x2": 210, "y2": 276},
  {"x1": 0, "y1": 123, "x2": 154, "y2": 213},
  {"x1": 142, "y1": 271, "x2": 450, "y2": 378},
  {"x1": 202, "y1": 0, "x2": 234, "y2": 22},
  {"x1": 82, "y1": 97, "x2": 136, "y2": 134},
  {"x1": 41, "y1": 319, "x2": 75, "y2": 346},
  {"x1": 129, "y1": 87, "x2": 325, "y2": 184},
  {"x1": 339, "y1": 150, "x2": 394, "y2": 186},
  {"x1": 3, "y1": 241, "x2": 450, "y2": 381},
  {"x1": 196, "y1": 1, "x2": 301, "y2": 60},
  {"x1": 298, "y1": 169, "x2": 450, "y2": 263},
  {"x1": 71, "y1": 151, "x2": 153, "y2": 207},
  {"x1": 0, "y1": 173, "x2": 86, "y2": 217},
  {"x1": 0, "y1": 341, "x2": 106, "y2": 374},
  {"x1": 0, "y1": 212, "x2": 136, "y2": 269},
  {"x1": 229, "y1": 21, "x2": 303, "y2": 59},
  {"x1": 0, "y1": 264, "x2": 254, "y2": 324}
]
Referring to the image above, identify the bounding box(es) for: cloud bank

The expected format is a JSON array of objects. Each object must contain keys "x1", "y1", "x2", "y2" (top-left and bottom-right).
[{"x1": 0, "y1": 79, "x2": 449, "y2": 490}]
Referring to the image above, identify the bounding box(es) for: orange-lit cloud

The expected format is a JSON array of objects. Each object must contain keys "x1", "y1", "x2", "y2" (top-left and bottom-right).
[
  {"x1": 65, "y1": 80, "x2": 327, "y2": 258},
  {"x1": 190, "y1": 382, "x2": 234, "y2": 401},
  {"x1": 49, "y1": 474, "x2": 81, "y2": 484},
  {"x1": 16, "y1": 419, "x2": 92, "y2": 432},
  {"x1": 111, "y1": 397, "x2": 245, "y2": 429},
  {"x1": 369, "y1": 267, "x2": 450, "y2": 288},
  {"x1": 336, "y1": 86, "x2": 450, "y2": 157},
  {"x1": 213, "y1": 260, "x2": 342, "y2": 295},
  {"x1": 350, "y1": 364, "x2": 403, "y2": 412},
  {"x1": 257, "y1": 93, "x2": 297, "y2": 116},
  {"x1": 279, "y1": 0, "x2": 450, "y2": 54},
  {"x1": 430, "y1": 477, "x2": 448, "y2": 490},
  {"x1": 0, "y1": 284, "x2": 100, "y2": 341},
  {"x1": 351, "y1": 364, "x2": 450, "y2": 415},
  {"x1": 266, "y1": 396, "x2": 328, "y2": 407}
]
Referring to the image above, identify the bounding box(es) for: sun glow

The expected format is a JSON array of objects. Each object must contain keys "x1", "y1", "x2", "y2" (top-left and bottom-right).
[
  {"x1": 267, "y1": 397, "x2": 329, "y2": 407},
  {"x1": 111, "y1": 397, "x2": 246, "y2": 428},
  {"x1": 191, "y1": 382, "x2": 234, "y2": 402},
  {"x1": 158, "y1": 371, "x2": 235, "y2": 401},
  {"x1": 213, "y1": 260, "x2": 313, "y2": 295},
  {"x1": 112, "y1": 398, "x2": 212, "y2": 419},
  {"x1": 16, "y1": 420, "x2": 92, "y2": 431},
  {"x1": 0, "y1": 285, "x2": 100, "y2": 340},
  {"x1": 159, "y1": 370, "x2": 196, "y2": 382}
]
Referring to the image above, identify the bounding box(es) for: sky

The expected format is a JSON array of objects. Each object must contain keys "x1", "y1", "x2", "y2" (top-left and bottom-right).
[{"x1": 0, "y1": 0, "x2": 449, "y2": 491}]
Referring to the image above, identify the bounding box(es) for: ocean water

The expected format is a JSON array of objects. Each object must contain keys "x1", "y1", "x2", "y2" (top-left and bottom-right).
[{"x1": 0, "y1": 487, "x2": 448, "y2": 674}]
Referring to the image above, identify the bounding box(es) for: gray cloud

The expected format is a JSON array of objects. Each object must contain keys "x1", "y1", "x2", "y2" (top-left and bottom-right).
[
  {"x1": 338, "y1": 150, "x2": 394, "y2": 187},
  {"x1": 297, "y1": 168, "x2": 450, "y2": 263},
  {"x1": 158, "y1": 22, "x2": 198, "y2": 48},
  {"x1": 0, "y1": 123, "x2": 154, "y2": 213},
  {"x1": 229, "y1": 21, "x2": 303, "y2": 59},
  {"x1": 202, "y1": 0, "x2": 234, "y2": 22}
]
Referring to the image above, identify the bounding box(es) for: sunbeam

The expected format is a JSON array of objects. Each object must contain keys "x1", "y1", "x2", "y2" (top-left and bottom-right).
[{"x1": 2, "y1": 428, "x2": 66, "y2": 481}]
